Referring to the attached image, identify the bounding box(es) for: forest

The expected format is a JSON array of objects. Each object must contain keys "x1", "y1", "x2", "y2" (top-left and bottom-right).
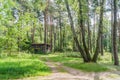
[{"x1": 0, "y1": 0, "x2": 120, "y2": 80}]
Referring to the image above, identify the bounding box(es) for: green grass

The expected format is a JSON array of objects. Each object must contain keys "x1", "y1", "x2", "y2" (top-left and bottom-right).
[
  {"x1": 64, "y1": 62, "x2": 108, "y2": 72},
  {"x1": 61, "y1": 52, "x2": 81, "y2": 58},
  {"x1": 41, "y1": 52, "x2": 120, "y2": 72},
  {"x1": 41, "y1": 53, "x2": 82, "y2": 63},
  {"x1": 0, "y1": 52, "x2": 51, "y2": 80},
  {"x1": 0, "y1": 52, "x2": 119, "y2": 79}
]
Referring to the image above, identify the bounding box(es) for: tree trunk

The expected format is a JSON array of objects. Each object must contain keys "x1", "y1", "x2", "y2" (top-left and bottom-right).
[
  {"x1": 87, "y1": 0, "x2": 92, "y2": 54},
  {"x1": 65, "y1": 0, "x2": 88, "y2": 62},
  {"x1": 44, "y1": 10, "x2": 47, "y2": 53},
  {"x1": 100, "y1": 34, "x2": 104, "y2": 55},
  {"x1": 31, "y1": 23, "x2": 36, "y2": 43},
  {"x1": 53, "y1": 22, "x2": 56, "y2": 52},
  {"x1": 111, "y1": 0, "x2": 114, "y2": 61},
  {"x1": 50, "y1": 15, "x2": 53, "y2": 51},
  {"x1": 59, "y1": 12, "x2": 62, "y2": 51},
  {"x1": 113, "y1": 0, "x2": 119, "y2": 65},
  {"x1": 118, "y1": 15, "x2": 120, "y2": 52},
  {"x1": 92, "y1": 13, "x2": 96, "y2": 53},
  {"x1": 78, "y1": 0, "x2": 91, "y2": 61},
  {"x1": 92, "y1": 0, "x2": 105, "y2": 62}
]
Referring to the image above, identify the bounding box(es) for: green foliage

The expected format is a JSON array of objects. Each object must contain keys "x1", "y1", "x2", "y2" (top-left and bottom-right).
[
  {"x1": 19, "y1": 40, "x2": 32, "y2": 51},
  {"x1": 0, "y1": 36, "x2": 7, "y2": 53},
  {"x1": 99, "y1": 52, "x2": 112, "y2": 62},
  {"x1": 33, "y1": 0, "x2": 46, "y2": 11},
  {"x1": 0, "y1": 0, "x2": 19, "y2": 53},
  {"x1": 0, "y1": 52, "x2": 51, "y2": 79}
]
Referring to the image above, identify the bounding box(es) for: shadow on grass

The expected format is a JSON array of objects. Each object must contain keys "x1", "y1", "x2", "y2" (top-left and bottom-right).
[{"x1": 0, "y1": 60, "x2": 51, "y2": 79}]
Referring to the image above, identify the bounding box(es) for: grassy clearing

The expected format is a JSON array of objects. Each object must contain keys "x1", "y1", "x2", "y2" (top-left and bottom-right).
[
  {"x1": 41, "y1": 52, "x2": 82, "y2": 63},
  {"x1": 41, "y1": 52, "x2": 120, "y2": 72},
  {"x1": 0, "y1": 52, "x2": 51, "y2": 80}
]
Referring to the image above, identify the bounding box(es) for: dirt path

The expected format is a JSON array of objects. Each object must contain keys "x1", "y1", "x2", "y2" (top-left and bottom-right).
[{"x1": 18, "y1": 60, "x2": 120, "y2": 80}]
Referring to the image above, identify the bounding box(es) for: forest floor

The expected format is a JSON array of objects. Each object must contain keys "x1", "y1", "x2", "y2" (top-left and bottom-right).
[{"x1": 18, "y1": 55, "x2": 120, "y2": 80}]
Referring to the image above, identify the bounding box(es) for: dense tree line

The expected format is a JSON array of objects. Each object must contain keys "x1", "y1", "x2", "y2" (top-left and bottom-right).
[{"x1": 0, "y1": 0, "x2": 119, "y2": 65}]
